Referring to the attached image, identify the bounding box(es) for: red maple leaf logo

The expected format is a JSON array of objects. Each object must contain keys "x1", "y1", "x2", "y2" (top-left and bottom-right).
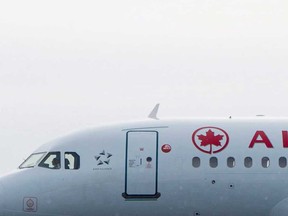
[{"x1": 197, "y1": 129, "x2": 224, "y2": 154}]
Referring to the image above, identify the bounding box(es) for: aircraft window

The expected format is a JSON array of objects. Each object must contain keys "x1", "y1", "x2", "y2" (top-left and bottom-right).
[
  {"x1": 192, "y1": 157, "x2": 200, "y2": 168},
  {"x1": 244, "y1": 157, "x2": 253, "y2": 168},
  {"x1": 65, "y1": 152, "x2": 80, "y2": 170},
  {"x1": 279, "y1": 157, "x2": 287, "y2": 168},
  {"x1": 227, "y1": 157, "x2": 236, "y2": 168},
  {"x1": 210, "y1": 157, "x2": 218, "y2": 168},
  {"x1": 19, "y1": 152, "x2": 46, "y2": 169},
  {"x1": 38, "y1": 152, "x2": 61, "y2": 169},
  {"x1": 262, "y1": 157, "x2": 270, "y2": 168}
]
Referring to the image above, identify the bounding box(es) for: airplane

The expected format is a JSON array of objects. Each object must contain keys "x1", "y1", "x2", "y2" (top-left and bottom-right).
[{"x1": 0, "y1": 105, "x2": 288, "y2": 216}]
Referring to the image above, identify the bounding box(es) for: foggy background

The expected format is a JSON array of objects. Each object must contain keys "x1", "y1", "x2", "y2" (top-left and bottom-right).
[{"x1": 0, "y1": 0, "x2": 287, "y2": 175}]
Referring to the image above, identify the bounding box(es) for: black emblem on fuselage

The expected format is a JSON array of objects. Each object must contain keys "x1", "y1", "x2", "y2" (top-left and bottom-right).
[{"x1": 95, "y1": 150, "x2": 112, "y2": 166}]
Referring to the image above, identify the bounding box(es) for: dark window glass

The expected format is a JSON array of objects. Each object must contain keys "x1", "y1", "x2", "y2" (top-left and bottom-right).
[
  {"x1": 38, "y1": 152, "x2": 61, "y2": 169},
  {"x1": 227, "y1": 157, "x2": 236, "y2": 168},
  {"x1": 65, "y1": 152, "x2": 80, "y2": 170},
  {"x1": 244, "y1": 157, "x2": 253, "y2": 168},
  {"x1": 192, "y1": 157, "x2": 201, "y2": 168},
  {"x1": 279, "y1": 157, "x2": 287, "y2": 168},
  {"x1": 210, "y1": 157, "x2": 218, "y2": 168},
  {"x1": 262, "y1": 157, "x2": 270, "y2": 168}
]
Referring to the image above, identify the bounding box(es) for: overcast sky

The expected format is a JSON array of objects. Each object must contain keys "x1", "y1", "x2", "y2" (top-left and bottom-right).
[{"x1": 0, "y1": 0, "x2": 287, "y2": 174}]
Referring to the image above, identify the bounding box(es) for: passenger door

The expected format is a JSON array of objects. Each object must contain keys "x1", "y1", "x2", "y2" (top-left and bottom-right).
[{"x1": 122, "y1": 131, "x2": 160, "y2": 199}]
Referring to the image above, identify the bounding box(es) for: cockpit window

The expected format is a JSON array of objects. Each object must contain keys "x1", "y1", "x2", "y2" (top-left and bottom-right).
[
  {"x1": 65, "y1": 152, "x2": 80, "y2": 170},
  {"x1": 19, "y1": 152, "x2": 46, "y2": 169},
  {"x1": 38, "y1": 152, "x2": 61, "y2": 169}
]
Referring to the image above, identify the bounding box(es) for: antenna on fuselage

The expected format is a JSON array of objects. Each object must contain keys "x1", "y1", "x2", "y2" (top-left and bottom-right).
[{"x1": 148, "y1": 103, "x2": 160, "y2": 120}]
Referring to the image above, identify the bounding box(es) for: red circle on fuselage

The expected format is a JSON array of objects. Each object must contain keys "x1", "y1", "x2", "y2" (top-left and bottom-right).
[
  {"x1": 161, "y1": 144, "x2": 172, "y2": 153},
  {"x1": 192, "y1": 126, "x2": 229, "y2": 154}
]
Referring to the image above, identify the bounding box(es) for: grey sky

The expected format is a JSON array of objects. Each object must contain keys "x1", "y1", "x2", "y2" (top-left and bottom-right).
[{"x1": 0, "y1": 0, "x2": 287, "y2": 174}]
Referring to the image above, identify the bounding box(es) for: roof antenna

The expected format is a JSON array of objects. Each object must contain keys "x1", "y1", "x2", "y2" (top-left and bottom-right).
[{"x1": 148, "y1": 103, "x2": 160, "y2": 120}]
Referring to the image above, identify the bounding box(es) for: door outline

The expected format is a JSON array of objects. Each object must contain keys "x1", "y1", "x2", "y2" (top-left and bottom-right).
[{"x1": 122, "y1": 130, "x2": 161, "y2": 199}]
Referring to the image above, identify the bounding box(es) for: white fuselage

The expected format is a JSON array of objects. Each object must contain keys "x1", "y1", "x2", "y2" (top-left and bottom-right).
[{"x1": 0, "y1": 118, "x2": 288, "y2": 216}]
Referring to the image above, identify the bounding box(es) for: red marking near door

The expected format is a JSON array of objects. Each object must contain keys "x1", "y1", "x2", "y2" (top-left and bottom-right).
[{"x1": 161, "y1": 144, "x2": 172, "y2": 153}]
